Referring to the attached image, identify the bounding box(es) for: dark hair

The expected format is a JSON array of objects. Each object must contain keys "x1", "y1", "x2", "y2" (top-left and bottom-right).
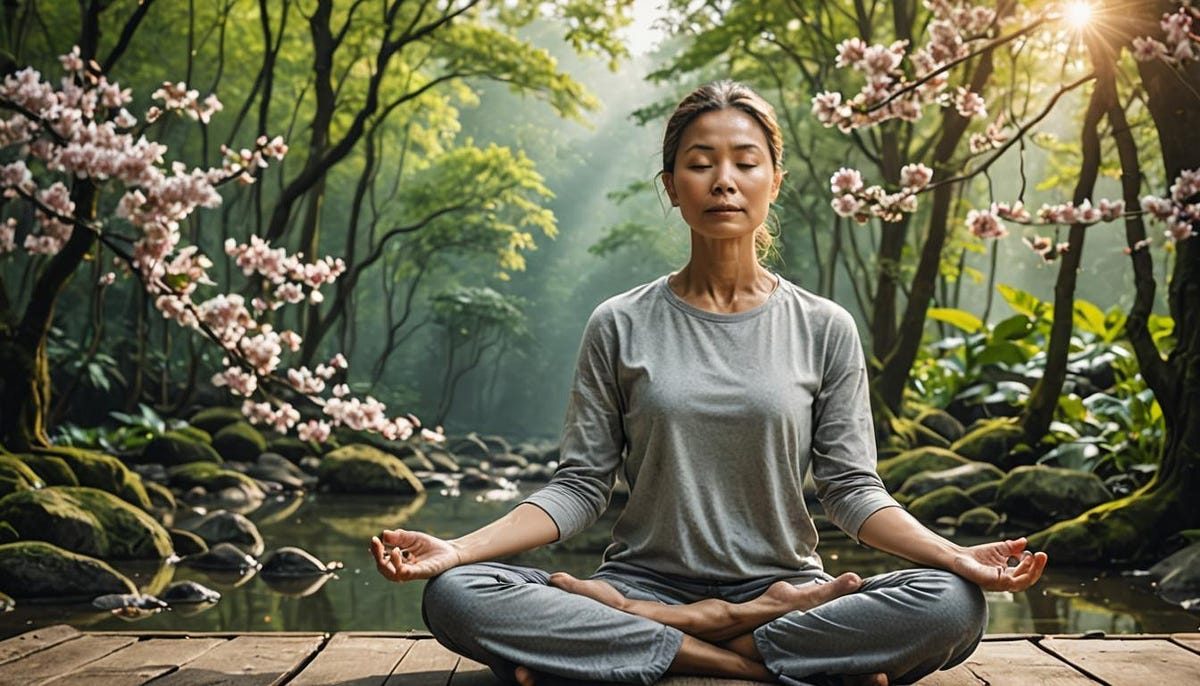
[{"x1": 661, "y1": 80, "x2": 784, "y2": 260}]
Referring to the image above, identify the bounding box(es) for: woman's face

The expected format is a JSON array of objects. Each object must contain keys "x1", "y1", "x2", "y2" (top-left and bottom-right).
[{"x1": 662, "y1": 107, "x2": 782, "y2": 242}]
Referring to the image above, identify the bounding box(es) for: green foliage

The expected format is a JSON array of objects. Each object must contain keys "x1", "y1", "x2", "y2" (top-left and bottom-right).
[
  {"x1": 46, "y1": 327, "x2": 125, "y2": 394},
  {"x1": 53, "y1": 404, "x2": 185, "y2": 455},
  {"x1": 432, "y1": 287, "x2": 527, "y2": 337}
]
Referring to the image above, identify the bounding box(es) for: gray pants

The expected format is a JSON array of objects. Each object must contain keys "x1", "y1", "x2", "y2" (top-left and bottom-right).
[{"x1": 422, "y1": 561, "x2": 987, "y2": 685}]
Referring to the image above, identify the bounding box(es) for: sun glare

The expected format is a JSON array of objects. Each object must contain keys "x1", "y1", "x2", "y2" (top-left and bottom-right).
[{"x1": 1063, "y1": 1, "x2": 1094, "y2": 30}]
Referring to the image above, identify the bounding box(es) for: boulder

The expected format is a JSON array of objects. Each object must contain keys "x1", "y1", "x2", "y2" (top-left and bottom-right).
[
  {"x1": 184, "y1": 510, "x2": 264, "y2": 556},
  {"x1": 1148, "y1": 542, "x2": 1200, "y2": 608},
  {"x1": 478, "y1": 434, "x2": 512, "y2": 455},
  {"x1": 891, "y1": 416, "x2": 950, "y2": 450},
  {"x1": 896, "y1": 462, "x2": 1005, "y2": 500},
  {"x1": 180, "y1": 542, "x2": 259, "y2": 573},
  {"x1": 448, "y1": 434, "x2": 490, "y2": 460},
  {"x1": 950, "y1": 418, "x2": 1027, "y2": 469},
  {"x1": 141, "y1": 431, "x2": 223, "y2": 466},
  {"x1": 966, "y1": 480, "x2": 1000, "y2": 506},
  {"x1": 424, "y1": 449, "x2": 460, "y2": 473},
  {"x1": 491, "y1": 452, "x2": 529, "y2": 469},
  {"x1": 395, "y1": 445, "x2": 434, "y2": 472},
  {"x1": 144, "y1": 481, "x2": 176, "y2": 512},
  {"x1": 0, "y1": 591, "x2": 12, "y2": 612},
  {"x1": 318, "y1": 444, "x2": 423, "y2": 495},
  {"x1": 267, "y1": 436, "x2": 316, "y2": 462},
  {"x1": 188, "y1": 406, "x2": 244, "y2": 435},
  {"x1": 32, "y1": 446, "x2": 152, "y2": 510},
  {"x1": 168, "y1": 463, "x2": 266, "y2": 502},
  {"x1": 0, "y1": 541, "x2": 137, "y2": 599},
  {"x1": 0, "y1": 455, "x2": 42, "y2": 497},
  {"x1": 169, "y1": 528, "x2": 208, "y2": 556},
  {"x1": 260, "y1": 546, "x2": 342, "y2": 578},
  {"x1": 245, "y1": 453, "x2": 308, "y2": 491},
  {"x1": 956, "y1": 507, "x2": 1002, "y2": 536},
  {"x1": 994, "y1": 465, "x2": 1113, "y2": 526},
  {"x1": 907, "y1": 486, "x2": 975, "y2": 524},
  {"x1": 16, "y1": 454, "x2": 78, "y2": 487},
  {"x1": 916, "y1": 408, "x2": 966, "y2": 444},
  {"x1": 876, "y1": 447, "x2": 970, "y2": 492},
  {"x1": 211, "y1": 422, "x2": 267, "y2": 462},
  {"x1": 0, "y1": 486, "x2": 173, "y2": 559},
  {"x1": 161, "y1": 580, "x2": 221, "y2": 604}
]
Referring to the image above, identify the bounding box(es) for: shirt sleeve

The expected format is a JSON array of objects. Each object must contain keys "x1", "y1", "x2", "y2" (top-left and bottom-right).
[
  {"x1": 519, "y1": 304, "x2": 624, "y2": 542},
  {"x1": 810, "y1": 307, "x2": 901, "y2": 542}
]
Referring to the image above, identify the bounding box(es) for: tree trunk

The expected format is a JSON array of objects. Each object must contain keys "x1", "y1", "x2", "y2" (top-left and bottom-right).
[
  {"x1": 1029, "y1": 2, "x2": 1200, "y2": 561},
  {"x1": 0, "y1": 183, "x2": 99, "y2": 449},
  {"x1": 1020, "y1": 46, "x2": 1111, "y2": 447}
]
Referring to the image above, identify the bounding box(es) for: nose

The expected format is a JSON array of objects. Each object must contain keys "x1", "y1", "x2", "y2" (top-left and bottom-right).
[{"x1": 712, "y1": 163, "x2": 736, "y2": 195}]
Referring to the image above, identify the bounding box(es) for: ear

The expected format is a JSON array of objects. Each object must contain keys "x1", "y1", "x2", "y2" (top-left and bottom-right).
[
  {"x1": 770, "y1": 168, "x2": 785, "y2": 202},
  {"x1": 661, "y1": 172, "x2": 679, "y2": 207}
]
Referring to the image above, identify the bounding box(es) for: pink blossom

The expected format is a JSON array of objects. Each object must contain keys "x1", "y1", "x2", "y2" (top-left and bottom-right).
[
  {"x1": 899, "y1": 163, "x2": 933, "y2": 190},
  {"x1": 287, "y1": 367, "x2": 326, "y2": 395},
  {"x1": 0, "y1": 218, "x2": 15, "y2": 254},
  {"x1": 835, "y1": 38, "x2": 868, "y2": 68},
  {"x1": 830, "y1": 167, "x2": 864, "y2": 194},
  {"x1": 212, "y1": 367, "x2": 258, "y2": 396},
  {"x1": 331, "y1": 353, "x2": 348, "y2": 369},
  {"x1": 297, "y1": 420, "x2": 331, "y2": 443},
  {"x1": 58, "y1": 46, "x2": 84, "y2": 72},
  {"x1": 992, "y1": 201, "x2": 1031, "y2": 222},
  {"x1": 1132, "y1": 37, "x2": 1170, "y2": 62},
  {"x1": 966, "y1": 209, "x2": 1007, "y2": 239},
  {"x1": 831, "y1": 194, "x2": 865, "y2": 218},
  {"x1": 98, "y1": 272, "x2": 115, "y2": 286},
  {"x1": 955, "y1": 88, "x2": 987, "y2": 119},
  {"x1": 1140, "y1": 195, "x2": 1175, "y2": 221},
  {"x1": 420, "y1": 427, "x2": 446, "y2": 444}
]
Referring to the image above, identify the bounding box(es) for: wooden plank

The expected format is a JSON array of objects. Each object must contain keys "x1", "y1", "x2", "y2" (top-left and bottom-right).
[
  {"x1": 0, "y1": 625, "x2": 80, "y2": 666},
  {"x1": 385, "y1": 639, "x2": 459, "y2": 686},
  {"x1": 1040, "y1": 637, "x2": 1200, "y2": 685},
  {"x1": 448, "y1": 657, "x2": 499, "y2": 686},
  {"x1": 0, "y1": 635, "x2": 136, "y2": 686},
  {"x1": 41, "y1": 637, "x2": 225, "y2": 686},
  {"x1": 148, "y1": 634, "x2": 324, "y2": 686},
  {"x1": 1172, "y1": 633, "x2": 1200, "y2": 655},
  {"x1": 916, "y1": 663, "x2": 984, "y2": 685},
  {"x1": 290, "y1": 635, "x2": 414, "y2": 686},
  {"x1": 959, "y1": 640, "x2": 1095, "y2": 685},
  {"x1": 659, "y1": 678, "x2": 762, "y2": 685}
]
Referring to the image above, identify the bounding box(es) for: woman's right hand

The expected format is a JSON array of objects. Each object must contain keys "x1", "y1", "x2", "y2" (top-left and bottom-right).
[{"x1": 369, "y1": 529, "x2": 464, "y2": 582}]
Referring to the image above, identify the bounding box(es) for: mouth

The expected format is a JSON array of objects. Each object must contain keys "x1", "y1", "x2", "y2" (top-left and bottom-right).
[{"x1": 706, "y1": 206, "x2": 743, "y2": 214}]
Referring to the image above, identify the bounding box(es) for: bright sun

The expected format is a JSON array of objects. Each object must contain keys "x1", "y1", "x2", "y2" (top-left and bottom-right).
[{"x1": 1063, "y1": 1, "x2": 1094, "y2": 29}]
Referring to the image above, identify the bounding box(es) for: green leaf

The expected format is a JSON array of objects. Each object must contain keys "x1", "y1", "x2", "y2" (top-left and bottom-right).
[
  {"x1": 975, "y1": 341, "x2": 1030, "y2": 367},
  {"x1": 1073, "y1": 300, "x2": 1107, "y2": 337},
  {"x1": 996, "y1": 284, "x2": 1045, "y2": 320},
  {"x1": 928, "y1": 308, "x2": 984, "y2": 334},
  {"x1": 991, "y1": 314, "x2": 1034, "y2": 342}
]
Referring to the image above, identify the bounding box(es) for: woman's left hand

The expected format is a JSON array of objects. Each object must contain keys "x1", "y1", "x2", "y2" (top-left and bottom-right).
[{"x1": 952, "y1": 537, "x2": 1048, "y2": 592}]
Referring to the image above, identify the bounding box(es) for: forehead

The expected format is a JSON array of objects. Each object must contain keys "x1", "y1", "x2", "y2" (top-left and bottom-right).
[{"x1": 678, "y1": 108, "x2": 769, "y2": 152}]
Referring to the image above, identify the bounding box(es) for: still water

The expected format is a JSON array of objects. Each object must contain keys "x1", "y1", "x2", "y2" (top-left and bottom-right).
[{"x1": 1, "y1": 491, "x2": 1196, "y2": 638}]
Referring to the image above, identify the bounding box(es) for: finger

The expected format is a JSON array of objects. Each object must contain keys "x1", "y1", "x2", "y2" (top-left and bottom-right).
[
  {"x1": 381, "y1": 529, "x2": 416, "y2": 547},
  {"x1": 373, "y1": 546, "x2": 398, "y2": 580},
  {"x1": 1007, "y1": 537, "x2": 1028, "y2": 556},
  {"x1": 369, "y1": 537, "x2": 386, "y2": 564}
]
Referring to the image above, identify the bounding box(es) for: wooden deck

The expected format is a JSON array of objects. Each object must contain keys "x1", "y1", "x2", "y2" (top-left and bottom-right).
[{"x1": 1, "y1": 626, "x2": 1199, "y2": 685}]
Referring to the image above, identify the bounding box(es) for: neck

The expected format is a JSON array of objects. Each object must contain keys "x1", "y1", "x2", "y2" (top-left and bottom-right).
[{"x1": 670, "y1": 234, "x2": 775, "y2": 313}]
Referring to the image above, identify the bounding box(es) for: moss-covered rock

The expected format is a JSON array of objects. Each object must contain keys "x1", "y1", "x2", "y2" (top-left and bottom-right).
[
  {"x1": 907, "y1": 486, "x2": 975, "y2": 523},
  {"x1": 266, "y1": 436, "x2": 316, "y2": 462},
  {"x1": 211, "y1": 422, "x2": 267, "y2": 462},
  {"x1": 957, "y1": 507, "x2": 1002, "y2": 536},
  {"x1": 448, "y1": 434, "x2": 491, "y2": 460},
  {"x1": 950, "y1": 417, "x2": 1027, "y2": 468},
  {"x1": 916, "y1": 408, "x2": 966, "y2": 444},
  {"x1": 0, "y1": 541, "x2": 137, "y2": 599},
  {"x1": 173, "y1": 424, "x2": 213, "y2": 444},
  {"x1": 425, "y1": 449, "x2": 460, "y2": 473},
  {"x1": 0, "y1": 487, "x2": 173, "y2": 559},
  {"x1": 876, "y1": 447, "x2": 970, "y2": 492},
  {"x1": 17, "y1": 454, "x2": 78, "y2": 487},
  {"x1": 167, "y1": 463, "x2": 265, "y2": 500},
  {"x1": 0, "y1": 455, "x2": 42, "y2": 497},
  {"x1": 897, "y1": 462, "x2": 1005, "y2": 500},
  {"x1": 32, "y1": 446, "x2": 151, "y2": 511},
  {"x1": 169, "y1": 528, "x2": 208, "y2": 556},
  {"x1": 491, "y1": 452, "x2": 529, "y2": 469},
  {"x1": 188, "y1": 406, "x2": 244, "y2": 435},
  {"x1": 144, "y1": 480, "x2": 176, "y2": 512},
  {"x1": 141, "y1": 430, "x2": 223, "y2": 466},
  {"x1": 184, "y1": 510, "x2": 264, "y2": 556},
  {"x1": 966, "y1": 480, "x2": 1001, "y2": 506},
  {"x1": 318, "y1": 444, "x2": 424, "y2": 495},
  {"x1": 995, "y1": 465, "x2": 1113, "y2": 527},
  {"x1": 891, "y1": 416, "x2": 951, "y2": 450}
]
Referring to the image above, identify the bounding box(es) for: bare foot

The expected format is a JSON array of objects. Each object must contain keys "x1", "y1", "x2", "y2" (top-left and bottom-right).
[
  {"x1": 760, "y1": 572, "x2": 863, "y2": 613},
  {"x1": 842, "y1": 673, "x2": 887, "y2": 686},
  {"x1": 513, "y1": 665, "x2": 537, "y2": 686},
  {"x1": 548, "y1": 573, "x2": 630, "y2": 611}
]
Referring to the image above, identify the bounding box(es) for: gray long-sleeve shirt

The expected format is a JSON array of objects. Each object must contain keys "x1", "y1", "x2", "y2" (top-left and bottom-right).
[{"x1": 521, "y1": 274, "x2": 899, "y2": 582}]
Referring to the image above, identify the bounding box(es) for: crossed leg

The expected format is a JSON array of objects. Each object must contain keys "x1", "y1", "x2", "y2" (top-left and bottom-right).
[{"x1": 542, "y1": 572, "x2": 887, "y2": 685}]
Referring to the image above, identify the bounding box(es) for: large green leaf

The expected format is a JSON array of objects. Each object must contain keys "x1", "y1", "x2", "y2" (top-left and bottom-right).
[
  {"x1": 991, "y1": 314, "x2": 1034, "y2": 342},
  {"x1": 1073, "y1": 300, "x2": 1107, "y2": 337},
  {"x1": 928, "y1": 308, "x2": 984, "y2": 334}
]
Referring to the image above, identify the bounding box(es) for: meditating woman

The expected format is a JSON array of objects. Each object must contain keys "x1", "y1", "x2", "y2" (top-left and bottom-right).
[{"x1": 370, "y1": 80, "x2": 1047, "y2": 686}]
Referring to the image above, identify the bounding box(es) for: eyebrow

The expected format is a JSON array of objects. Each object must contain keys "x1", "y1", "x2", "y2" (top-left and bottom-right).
[{"x1": 684, "y1": 143, "x2": 764, "y2": 153}]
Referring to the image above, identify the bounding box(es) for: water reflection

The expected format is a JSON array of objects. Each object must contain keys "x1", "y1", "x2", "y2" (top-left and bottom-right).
[{"x1": 0, "y1": 492, "x2": 1195, "y2": 638}]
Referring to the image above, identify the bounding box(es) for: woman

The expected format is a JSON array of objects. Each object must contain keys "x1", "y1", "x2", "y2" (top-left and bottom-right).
[{"x1": 370, "y1": 81, "x2": 1047, "y2": 686}]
